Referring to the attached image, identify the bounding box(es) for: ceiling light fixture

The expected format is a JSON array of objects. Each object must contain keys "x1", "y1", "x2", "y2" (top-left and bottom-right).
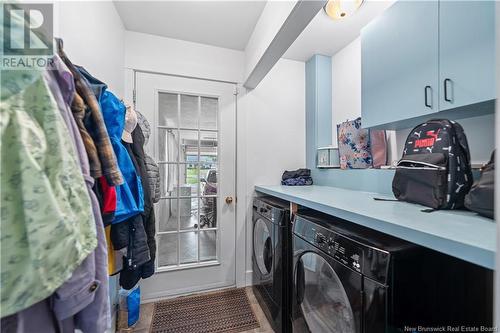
[{"x1": 324, "y1": 0, "x2": 364, "y2": 20}]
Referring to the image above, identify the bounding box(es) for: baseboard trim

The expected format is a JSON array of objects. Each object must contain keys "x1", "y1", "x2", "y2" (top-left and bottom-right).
[
  {"x1": 141, "y1": 281, "x2": 236, "y2": 303},
  {"x1": 245, "y1": 270, "x2": 253, "y2": 286}
]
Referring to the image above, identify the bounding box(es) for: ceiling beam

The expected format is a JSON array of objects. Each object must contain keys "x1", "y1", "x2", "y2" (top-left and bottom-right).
[{"x1": 243, "y1": 0, "x2": 326, "y2": 89}]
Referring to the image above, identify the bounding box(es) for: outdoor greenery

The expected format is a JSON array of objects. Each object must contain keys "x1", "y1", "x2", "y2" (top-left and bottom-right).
[
  {"x1": 186, "y1": 166, "x2": 215, "y2": 185},
  {"x1": 186, "y1": 167, "x2": 198, "y2": 184}
]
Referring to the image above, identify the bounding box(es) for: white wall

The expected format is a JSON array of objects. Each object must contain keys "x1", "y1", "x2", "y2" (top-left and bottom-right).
[
  {"x1": 55, "y1": 1, "x2": 125, "y2": 97},
  {"x1": 331, "y1": 37, "x2": 399, "y2": 163},
  {"x1": 125, "y1": 31, "x2": 245, "y2": 84},
  {"x1": 239, "y1": 58, "x2": 306, "y2": 282},
  {"x1": 331, "y1": 37, "x2": 362, "y2": 145}
]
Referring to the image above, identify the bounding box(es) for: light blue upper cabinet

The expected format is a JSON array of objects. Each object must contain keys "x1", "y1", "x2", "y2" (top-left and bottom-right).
[
  {"x1": 439, "y1": 1, "x2": 496, "y2": 111},
  {"x1": 361, "y1": 1, "x2": 439, "y2": 128},
  {"x1": 361, "y1": 0, "x2": 496, "y2": 129}
]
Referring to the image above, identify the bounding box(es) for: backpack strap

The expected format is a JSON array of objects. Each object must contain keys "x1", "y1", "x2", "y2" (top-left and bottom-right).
[{"x1": 373, "y1": 197, "x2": 399, "y2": 202}]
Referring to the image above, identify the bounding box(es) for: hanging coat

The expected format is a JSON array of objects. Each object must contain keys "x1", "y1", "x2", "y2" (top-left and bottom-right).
[
  {"x1": 119, "y1": 138, "x2": 154, "y2": 289},
  {"x1": 137, "y1": 111, "x2": 160, "y2": 203},
  {"x1": 130, "y1": 126, "x2": 157, "y2": 278},
  {"x1": 100, "y1": 90, "x2": 144, "y2": 223},
  {"x1": 58, "y1": 49, "x2": 123, "y2": 187},
  {"x1": 44, "y1": 60, "x2": 110, "y2": 332},
  {"x1": 1, "y1": 69, "x2": 96, "y2": 318}
]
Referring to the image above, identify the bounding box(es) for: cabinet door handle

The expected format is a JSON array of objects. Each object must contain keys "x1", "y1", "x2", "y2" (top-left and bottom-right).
[
  {"x1": 444, "y1": 78, "x2": 452, "y2": 102},
  {"x1": 424, "y1": 86, "x2": 432, "y2": 108}
]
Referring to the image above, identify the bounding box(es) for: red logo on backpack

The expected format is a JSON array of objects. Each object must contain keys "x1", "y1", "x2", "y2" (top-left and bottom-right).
[{"x1": 415, "y1": 129, "x2": 440, "y2": 148}]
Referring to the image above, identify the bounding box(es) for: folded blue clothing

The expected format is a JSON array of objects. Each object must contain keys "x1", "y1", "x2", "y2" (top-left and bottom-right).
[
  {"x1": 281, "y1": 176, "x2": 313, "y2": 186},
  {"x1": 282, "y1": 168, "x2": 311, "y2": 181}
]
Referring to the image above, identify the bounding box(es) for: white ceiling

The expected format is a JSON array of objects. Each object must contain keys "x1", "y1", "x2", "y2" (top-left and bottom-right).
[
  {"x1": 283, "y1": 0, "x2": 395, "y2": 61},
  {"x1": 114, "y1": 1, "x2": 266, "y2": 51}
]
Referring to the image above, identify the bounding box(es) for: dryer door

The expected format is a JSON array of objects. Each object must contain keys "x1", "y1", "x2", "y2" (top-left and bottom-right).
[
  {"x1": 292, "y1": 238, "x2": 362, "y2": 333},
  {"x1": 253, "y1": 217, "x2": 274, "y2": 278}
]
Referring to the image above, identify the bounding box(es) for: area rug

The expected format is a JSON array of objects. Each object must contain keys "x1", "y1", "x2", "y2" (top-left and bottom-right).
[{"x1": 150, "y1": 288, "x2": 260, "y2": 333}]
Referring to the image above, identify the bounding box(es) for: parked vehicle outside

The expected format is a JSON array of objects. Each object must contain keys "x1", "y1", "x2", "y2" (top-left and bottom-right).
[{"x1": 200, "y1": 170, "x2": 217, "y2": 228}]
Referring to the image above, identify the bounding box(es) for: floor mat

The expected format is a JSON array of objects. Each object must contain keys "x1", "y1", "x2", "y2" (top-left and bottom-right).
[{"x1": 150, "y1": 288, "x2": 260, "y2": 333}]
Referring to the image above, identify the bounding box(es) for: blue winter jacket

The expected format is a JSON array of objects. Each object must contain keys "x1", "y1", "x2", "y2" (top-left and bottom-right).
[{"x1": 100, "y1": 90, "x2": 144, "y2": 223}]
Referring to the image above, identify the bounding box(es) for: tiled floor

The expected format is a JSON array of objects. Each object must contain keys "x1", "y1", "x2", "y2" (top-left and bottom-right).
[{"x1": 125, "y1": 287, "x2": 274, "y2": 333}]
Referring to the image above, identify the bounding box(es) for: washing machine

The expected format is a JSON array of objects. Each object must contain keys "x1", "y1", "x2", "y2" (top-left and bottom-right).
[
  {"x1": 252, "y1": 196, "x2": 292, "y2": 333},
  {"x1": 291, "y1": 210, "x2": 493, "y2": 333}
]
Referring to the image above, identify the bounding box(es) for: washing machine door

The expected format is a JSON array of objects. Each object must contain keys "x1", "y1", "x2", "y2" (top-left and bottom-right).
[
  {"x1": 292, "y1": 238, "x2": 362, "y2": 333},
  {"x1": 254, "y1": 217, "x2": 273, "y2": 276}
]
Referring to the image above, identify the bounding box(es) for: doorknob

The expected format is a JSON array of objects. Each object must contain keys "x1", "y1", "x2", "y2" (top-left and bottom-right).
[{"x1": 225, "y1": 196, "x2": 234, "y2": 204}]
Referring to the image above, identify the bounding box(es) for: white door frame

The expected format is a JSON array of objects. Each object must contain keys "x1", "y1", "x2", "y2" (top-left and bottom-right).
[{"x1": 126, "y1": 68, "x2": 248, "y2": 299}]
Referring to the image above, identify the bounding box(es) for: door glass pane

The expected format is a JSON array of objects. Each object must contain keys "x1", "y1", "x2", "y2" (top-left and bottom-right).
[
  {"x1": 200, "y1": 131, "x2": 217, "y2": 158},
  {"x1": 201, "y1": 168, "x2": 217, "y2": 196},
  {"x1": 200, "y1": 96, "x2": 217, "y2": 130},
  {"x1": 179, "y1": 130, "x2": 199, "y2": 163},
  {"x1": 158, "y1": 92, "x2": 178, "y2": 127},
  {"x1": 200, "y1": 230, "x2": 216, "y2": 262},
  {"x1": 159, "y1": 163, "x2": 177, "y2": 197},
  {"x1": 182, "y1": 164, "x2": 200, "y2": 197},
  {"x1": 299, "y1": 253, "x2": 355, "y2": 332},
  {"x1": 158, "y1": 129, "x2": 178, "y2": 162},
  {"x1": 179, "y1": 197, "x2": 198, "y2": 230},
  {"x1": 200, "y1": 131, "x2": 217, "y2": 195},
  {"x1": 181, "y1": 163, "x2": 199, "y2": 196},
  {"x1": 180, "y1": 94, "x2": 198, "y2": 129},
  {"x1": 158, "y1": 233, "x2": 178, "y2": 267},
  {"x1": 180, "y1": 232, "x2": 198, "y2": 264},
  {"x1": 158, "y1": 198, "x2": 178, "y2": 232},
  {"x1": 156, "y1": 91, "x2": 219, "y2": 270},
  {"x1": 254, "y1": 219, "x2": 272, "y2": 275},
  {"x1": 199, "y1": 197, "x2": 216, "y2": 228}
]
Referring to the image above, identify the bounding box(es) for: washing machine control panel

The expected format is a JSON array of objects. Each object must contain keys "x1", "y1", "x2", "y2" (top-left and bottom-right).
[{"x1": 253, "y1": 199, "x2": 286, "y2": 224}]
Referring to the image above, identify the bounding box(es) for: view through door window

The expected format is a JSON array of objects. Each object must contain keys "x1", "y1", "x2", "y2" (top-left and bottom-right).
[{"x1": 157, "y1": 92, "x2": 219, "y2": 269}]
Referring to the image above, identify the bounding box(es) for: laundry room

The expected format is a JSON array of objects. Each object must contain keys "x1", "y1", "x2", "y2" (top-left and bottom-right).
[{"x1": 0, "y1": 1, "x2": 498, "y2": 333}]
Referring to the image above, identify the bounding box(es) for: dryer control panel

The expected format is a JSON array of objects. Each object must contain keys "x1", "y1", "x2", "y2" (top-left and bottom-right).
[
  {"x1": 294, "y1": 216, "x2": 363, "y2": 273},
  {"x1": 293, "y1": 212, "x2": 398, "y2": 284},
  {"x1": 253, "y1": 197, "x2": 288, "y2": 225}
]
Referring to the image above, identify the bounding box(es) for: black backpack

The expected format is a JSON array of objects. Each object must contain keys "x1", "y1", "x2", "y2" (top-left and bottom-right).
[
  {"x1": 392, "y1": 119, "x2": 473, "y2": 210},
  {"x1": 464, "y1": 151, "x2": 494, "y2": 218}
]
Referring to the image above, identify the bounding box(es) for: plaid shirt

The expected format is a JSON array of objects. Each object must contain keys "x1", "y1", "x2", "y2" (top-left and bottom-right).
[
  {"x1": 59, "y1": 50, "x2": 124, "y2": 186},
  {"x1": 71, "y1": 92, "x2": 102, "y2": 178}
]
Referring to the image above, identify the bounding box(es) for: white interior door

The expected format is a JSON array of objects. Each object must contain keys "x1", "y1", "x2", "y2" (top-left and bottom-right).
[{"x1": 135, "y1": 72, "x2": 236, "y2": 300}]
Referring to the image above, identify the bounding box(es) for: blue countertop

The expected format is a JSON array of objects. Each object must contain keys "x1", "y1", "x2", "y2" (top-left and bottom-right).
[{"x1": 255, "y1": 185, "x2": 496, "y2": 269}]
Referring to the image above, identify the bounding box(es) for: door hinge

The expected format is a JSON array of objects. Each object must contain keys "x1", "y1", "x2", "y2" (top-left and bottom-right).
[
  {"x1": 233, "y1": 86, "x2": 239, "y2": 96},
  {"x1": 132, "y1": 89, "x2": 136, "y2": 107}
]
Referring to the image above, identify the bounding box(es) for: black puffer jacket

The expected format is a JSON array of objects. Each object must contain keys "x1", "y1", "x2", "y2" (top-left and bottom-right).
[
  {"x1": 121, "y1": 126, "x2": 157, "y2": 283},
  {"x1": 112, "y1": 138, "x2": 153, "y2": 289},
  {"x1": 109, "y1": 146, "x2": 150, "y2": 272}
]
